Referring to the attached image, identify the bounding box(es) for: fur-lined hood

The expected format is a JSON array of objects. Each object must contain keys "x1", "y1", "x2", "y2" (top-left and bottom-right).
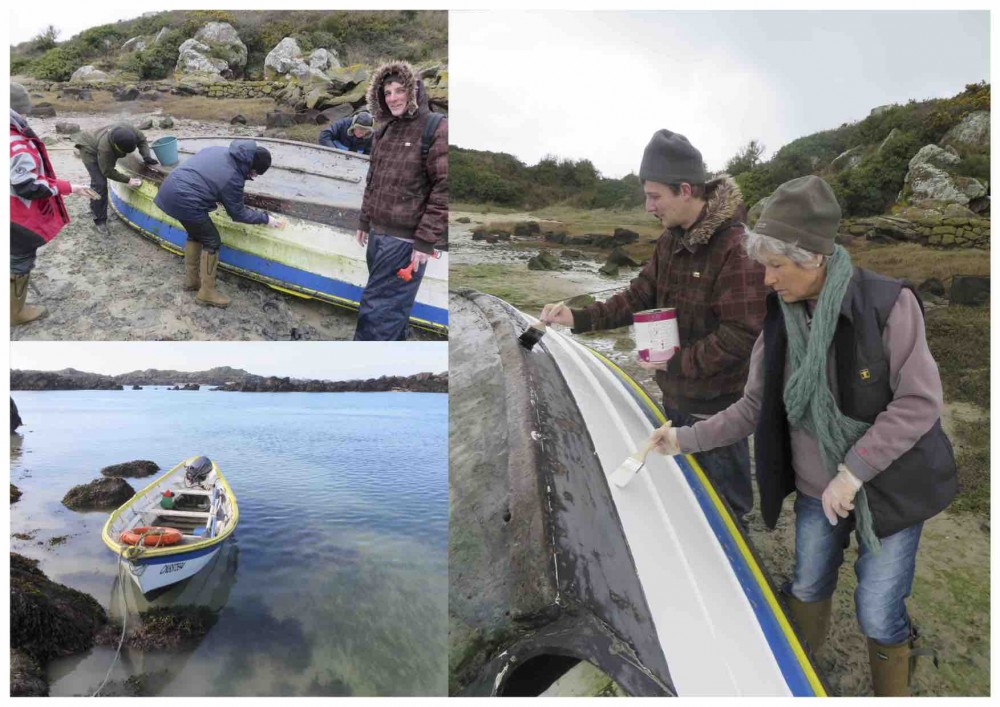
[
  {"x1": 677, "y1": 175, "x2": 746, "y2": 248},
  {"x1": 366, "y1": 60, "x2": 429, "y2": 123}
]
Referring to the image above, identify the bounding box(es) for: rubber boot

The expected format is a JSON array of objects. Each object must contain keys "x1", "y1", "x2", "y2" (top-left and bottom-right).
[
  {"x1": 867, "y1": 636, "x2": 911, "y2": 696},
  {"x1": 195, "y1": 251, "x2": 230, "y2": 308},
  {"x1": 10, "y1": 274, "x2": 47, "y2": 325},
  {"x1": 183, "y1": 240, "x2": 202, "y2": 291},
  {"x1": 785, "y1": 594, "x2": 833, "y2": 653}
]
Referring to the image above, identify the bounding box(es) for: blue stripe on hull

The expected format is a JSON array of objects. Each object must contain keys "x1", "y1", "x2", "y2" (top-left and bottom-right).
[
  {"x1": 110, "y1": 191, "x2": 448, "y2": 330},
  {"x1": 672, "y1": 455, "x2": 816, "y2": 696},
  {"x1": 130, "y1": 542, "x2": 221, "y2": 566}
]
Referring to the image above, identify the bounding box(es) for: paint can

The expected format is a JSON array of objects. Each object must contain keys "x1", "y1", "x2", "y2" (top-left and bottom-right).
[{"x1": 634, "y1": 308, "x2": 679, "y2": 363}]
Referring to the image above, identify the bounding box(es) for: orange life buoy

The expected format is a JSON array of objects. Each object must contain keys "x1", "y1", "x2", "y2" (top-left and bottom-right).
[{"x1": 120, "y1": 526, "x2": 183, "y2": 547}]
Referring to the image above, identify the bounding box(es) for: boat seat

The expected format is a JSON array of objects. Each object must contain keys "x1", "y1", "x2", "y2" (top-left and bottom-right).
[{"x1": 155, "y1": 510, "x2": 211, "y2": 518}]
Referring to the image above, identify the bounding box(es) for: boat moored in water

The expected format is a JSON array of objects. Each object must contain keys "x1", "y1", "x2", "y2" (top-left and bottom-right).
[
  {"x1": 108, "y1": 137, "x2": 448, "y2": 334},
  {"x1": 101, "y1": 456, "x2": 238, "y2": 595}
]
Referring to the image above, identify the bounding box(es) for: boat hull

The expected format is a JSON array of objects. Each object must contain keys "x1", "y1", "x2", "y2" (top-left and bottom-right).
[
  {"x1": 109, "y1": 137, "x2": 448, "y2": 335},
  {"x1": 125, "y1": 542, "x2": 223, "y2": 594},
  {"x1": 449, "y1": 290, "x2": 826, "y2": 697}
]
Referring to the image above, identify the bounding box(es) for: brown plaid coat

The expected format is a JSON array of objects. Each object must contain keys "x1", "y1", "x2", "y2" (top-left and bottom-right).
[
  {"x1": 359, "y1": 60, "x2": 448, "y2": 254},
  {"x1": 572, "y1": 177, "x2": 767, "y2": 414}
]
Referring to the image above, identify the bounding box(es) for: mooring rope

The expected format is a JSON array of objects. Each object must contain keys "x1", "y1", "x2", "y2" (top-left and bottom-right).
[{"x1": 92, "y1": 529, "x2": 159, "y2": 696}]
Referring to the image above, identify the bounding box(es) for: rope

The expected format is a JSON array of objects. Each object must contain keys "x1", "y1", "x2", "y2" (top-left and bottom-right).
[{"x1": 92, "y1": 528, "x2": 160, "y2": 696}]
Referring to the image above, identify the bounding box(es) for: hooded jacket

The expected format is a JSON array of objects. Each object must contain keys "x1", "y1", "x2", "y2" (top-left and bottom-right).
[
  {"x1": 320, "y1": 116, "x2": 373, "y2": 154},
  {"x1": 10, "y1": 110, "x2": 71, "y2": 243},
  {"x1": 154, "y1": 140, "x2": 269, "y2": 226},
  {"x1": 572, "y1": 177, "x2": 768, "y2": 414},
  {"x1": 359, "y1": 60, "x2": 448, "y2": 254},
  {"x1": 75, "y1": 123, "x2": 154, "y2": 183}
]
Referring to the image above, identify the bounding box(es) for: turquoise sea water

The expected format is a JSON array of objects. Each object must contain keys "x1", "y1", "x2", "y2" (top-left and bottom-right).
[{"x1": 10, "y1": 388, "x2": 448, "y2": 696}]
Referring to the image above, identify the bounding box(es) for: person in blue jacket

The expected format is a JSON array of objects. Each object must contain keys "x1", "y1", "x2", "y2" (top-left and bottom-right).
[
  {"x1": 319, "y1": 111, "x2": 374, "y2": 154},
  {"x1": 154, "y1": 139, "x2": 285, "y2": 308}
]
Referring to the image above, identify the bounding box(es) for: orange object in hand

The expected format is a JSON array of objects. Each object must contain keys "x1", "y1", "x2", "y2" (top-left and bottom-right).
[{"x1": 397, "y1": 262, "x2": 416, "y2": 282}]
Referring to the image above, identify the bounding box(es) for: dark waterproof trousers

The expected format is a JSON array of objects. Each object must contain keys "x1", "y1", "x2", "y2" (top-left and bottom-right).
[
  {"x1": 10, "y1": 224, "x2": 46, "y2": 275},
  {"x1": 353, "y1": 233, "x2": 425, "y2": 341},
  {"x1": 82, "y1": 156, "x2": 109, "y2": 224},
  {"x1": 664, "y1": 405, "x2": 753, "y2": 527},
  {"x1": 178, "y1": 219, "x2": 222, "y2": 253}
]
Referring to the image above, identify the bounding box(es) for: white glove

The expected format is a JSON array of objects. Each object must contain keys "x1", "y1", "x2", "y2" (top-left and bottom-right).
[
  {"x1": 821, "y1": 464, "x2": 863, "y2": 525},
  {"x1": 648, "y1": 421, "x2": 680, "y2": 456},
  {"x1": 267, "y1": 216, "x2": 287, "y2": 230},
  {"x1": 127, "y1": 177, "x2": 142, "y2": 188}
]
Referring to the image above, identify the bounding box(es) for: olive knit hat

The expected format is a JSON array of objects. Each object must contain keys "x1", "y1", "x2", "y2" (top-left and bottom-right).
[
  {"x1": 754, "y1": 175, "x2": 841, "y2": 256},
  {"x1": 639, "y1": 129, "x2": 707, "y2": 185}
]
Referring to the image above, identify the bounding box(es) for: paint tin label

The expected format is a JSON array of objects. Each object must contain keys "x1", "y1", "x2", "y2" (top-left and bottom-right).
[{"x1": 634, "y1": 308, "x2": 679, "y2": 363}]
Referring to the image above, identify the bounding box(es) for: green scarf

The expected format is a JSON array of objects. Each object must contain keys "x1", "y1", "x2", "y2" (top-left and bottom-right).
[{"x1": 780, "y1": 245, "x2": 881, "y2": 553}]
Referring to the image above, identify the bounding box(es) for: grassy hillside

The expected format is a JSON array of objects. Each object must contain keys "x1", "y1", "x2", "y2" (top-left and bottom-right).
[
  {"x1": 11, "y1": 10, "x2": 447, "y2": 82},
  {"x1": 454, "y1": 83, "x2": 989, "y2": 218}
]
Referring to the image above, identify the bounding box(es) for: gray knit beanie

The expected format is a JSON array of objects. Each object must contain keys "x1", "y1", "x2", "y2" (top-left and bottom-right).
[
  {"x1": 754, "y1": 176, "x2": 841, "y2": 256},
  {"x1": 639, "y1": 129, "x2": 706, "y2": 185},
  {"x1": 11, "y1": 83, "x2": 31, "y2": 116}
]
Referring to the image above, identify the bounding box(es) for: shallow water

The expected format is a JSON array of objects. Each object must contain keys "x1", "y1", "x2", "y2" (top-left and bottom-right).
[{"x1": 11, "y1": 388, "x2": 448, "y2": 696}]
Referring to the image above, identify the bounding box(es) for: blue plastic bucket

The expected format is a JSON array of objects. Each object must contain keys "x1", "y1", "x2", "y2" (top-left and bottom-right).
[{"x1": 151, "y1": 136, "x2": 179, "y2": 166}]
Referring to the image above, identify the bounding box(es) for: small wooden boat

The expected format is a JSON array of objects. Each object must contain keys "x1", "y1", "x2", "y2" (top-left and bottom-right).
[
  {"x1": 450, "y1": 290, "x2": 826, "y2": 696},
  {"x1": 101, "y1": 456, "x2": 238, "y2": 595},
  {"x1": 108, "y1": 136, "x2": 448, "y2": 335}
]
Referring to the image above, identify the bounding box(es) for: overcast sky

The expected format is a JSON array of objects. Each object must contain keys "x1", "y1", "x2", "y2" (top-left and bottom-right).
[
  {"x1": 10, "y1": 342, "x2": 447, "y2": 380},
  {"x1": 450, "y1": 10, "x2": 989, "y2": 178},
  {"x1": 10, "y1": 8, "x2": 144, "y2": 47}
]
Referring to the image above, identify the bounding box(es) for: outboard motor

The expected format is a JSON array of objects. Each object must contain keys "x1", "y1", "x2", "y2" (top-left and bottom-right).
[{"x1": 185, "y1": 456, "x2": 213, "y2": 486}]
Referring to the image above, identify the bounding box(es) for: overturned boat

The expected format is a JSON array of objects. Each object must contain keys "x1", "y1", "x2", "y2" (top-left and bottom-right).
[
  {"x1": 449, "y1": 289, "x2": 827, "y2": 697},
  {"x1": 101, "y1": 456, "x2": 238, "y2": 595},
  {"x1": 108, "y1": 137, "x2": 448, "y2": 335}
]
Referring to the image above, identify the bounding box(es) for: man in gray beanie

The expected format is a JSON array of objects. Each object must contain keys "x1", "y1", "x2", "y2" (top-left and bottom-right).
[
  {"x1": 541, "y1": 129, "x2": 768, "y2": 524},
  {"x1": 649, "y1": 174, "x2": 955, "y2": 696}
]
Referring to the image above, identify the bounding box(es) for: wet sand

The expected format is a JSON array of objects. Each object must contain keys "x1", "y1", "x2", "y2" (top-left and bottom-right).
[{"x1": 13, "y1": 110, "x2": 438, "y2": 341}]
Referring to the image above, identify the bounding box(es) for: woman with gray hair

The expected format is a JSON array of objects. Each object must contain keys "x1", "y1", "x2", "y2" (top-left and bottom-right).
[{"x1": 648, "y1": 175, "x2": 956, "y2": 696}]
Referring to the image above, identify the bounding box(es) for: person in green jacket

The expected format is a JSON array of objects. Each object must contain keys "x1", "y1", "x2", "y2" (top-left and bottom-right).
[{"x1": 75, "y1": 123, "x2": 158, "y2": 235}]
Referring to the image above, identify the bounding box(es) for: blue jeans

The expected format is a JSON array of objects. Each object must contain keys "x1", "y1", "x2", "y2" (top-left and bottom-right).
[
  {"x1": 353, "y1": 233, "x2": 426, "y2": 341},
  {"x1": 664, "y1": 406, "x2": 753, "y2": 524},
  {"x1": 787, "y1": 493, "x2": 922, "y2": 645}
]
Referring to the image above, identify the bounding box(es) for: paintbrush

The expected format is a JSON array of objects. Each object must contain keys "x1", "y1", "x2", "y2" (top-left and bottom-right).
[
  {"x1": 610, "y1": 425, "x2": 670, "y2": 488},
  {"x1": 519, "y1": 302, "x2": 566, "y2": 351}
]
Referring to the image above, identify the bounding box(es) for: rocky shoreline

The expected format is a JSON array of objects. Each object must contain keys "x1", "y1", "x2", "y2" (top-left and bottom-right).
[{"x1": 11, "y1": 368, "x2": 448, "y2": 393}]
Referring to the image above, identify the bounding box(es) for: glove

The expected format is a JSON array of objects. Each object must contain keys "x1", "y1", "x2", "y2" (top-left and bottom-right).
[
  {"x1": 648, "y1": 421, "x2": 680, "y2": 456},
  {"x1": 821, "y1": 464, "x2": 862, "y2": 525},
  {"x1": 143, "y1": 156, "x2": 159, "y2": 166}
]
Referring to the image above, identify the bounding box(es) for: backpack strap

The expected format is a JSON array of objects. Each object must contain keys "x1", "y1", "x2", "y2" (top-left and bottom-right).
[{"x1": 421, "y1": 112, "x2": 444, "y2": 162}]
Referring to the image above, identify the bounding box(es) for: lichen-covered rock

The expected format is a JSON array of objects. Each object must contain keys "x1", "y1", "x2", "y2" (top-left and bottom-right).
[
  {"x1": 62, "y1": 477, "x2": 135, "y2": 511},
  {"x1": 159, "y1": 116, "x2": 174, "y2": 129},
  {"x1": 527, "y1": 251, "x2": 564, "y2": 271},
  {"x1": 309, "y1": 48, "x2": 339, "y2": 72},
  {"x1": 70, "y1": 65, "x2": 110, "y2": 83},
  {"x1": 829, "y1": 145, "x2": 867, "y2": 173},
  {"x1": 55, "y1": 122, "x2": 80, "y2": 135},
  {"x1": 113, "y1": 86, "x2": 140, "y2": 102},
  {"x1": 265, "y1": 37, "x2": 304, "y2": 79},
  {"x1": 121, "y1": 36, "x2": 148, "y2": 53},
  {"x1": 137, "y1": 118, "x2": 154, "y2": 130},
  {"x1": 193, "y1": 22, "x2": 247, "y2": 76},
  {"x1": 11, "y1": 484, "x2": 22, "y2": 504},
  {"x1": 903, "y1": 144, "x2": 987, "y2": 206},
  {"x1": 31, "y1": 103, "x2": 56, "y2": 118},
  {"x1": 100, "y1": 460, "x2": 159, "y2": 478},
  {"x1": 230, "y1": 114, "x2": 247, "y2": 125},
  {"x1": 175, "y1": 39, "x2": 229, "y2": 81},
  {"x1": 950, "y1": 276, "x2": 989, "y2": 306},
  {"x1": 10, "y1": 553, "x2": 107, "y2": 664},
  {"x1": 942, "y1": 111, "x2": 990, "y2": 151},
  {"x1": 10, "y1": 649, "x2": 48, "y2": 696}
]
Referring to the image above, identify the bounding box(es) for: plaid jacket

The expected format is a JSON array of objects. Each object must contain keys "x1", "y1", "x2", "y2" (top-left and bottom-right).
[
  {"x1": 359, "y1": 61, "x2": 448, "y2": 254},
  {"x1": 572, "y1": 177, "x2": 767, "y2": 414}
]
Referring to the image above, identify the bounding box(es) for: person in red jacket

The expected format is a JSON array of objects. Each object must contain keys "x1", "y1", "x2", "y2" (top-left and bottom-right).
[{"x1": 10, "y1": 86, "x2": 95, "y2": 325}]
